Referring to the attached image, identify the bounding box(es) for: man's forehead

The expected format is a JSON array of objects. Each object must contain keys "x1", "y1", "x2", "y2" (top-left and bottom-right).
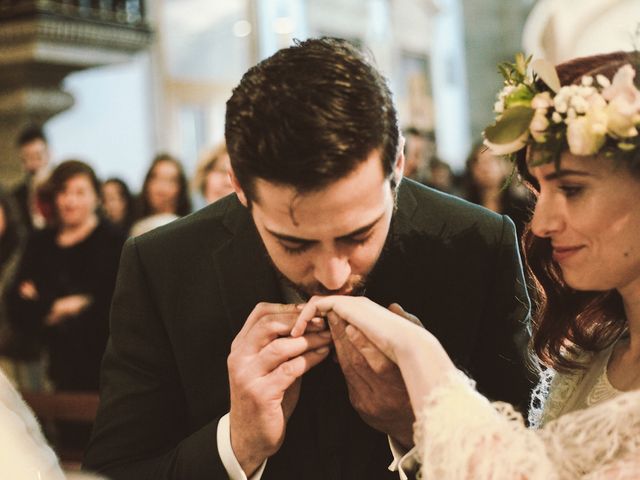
[{"x1": 253, "y1": 184, "x2": 390, "y2": 239}]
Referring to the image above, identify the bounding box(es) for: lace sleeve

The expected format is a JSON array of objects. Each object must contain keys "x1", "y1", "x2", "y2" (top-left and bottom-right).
[{"x1": 414, "y1": 370, "x2": 640, "y2": 480}]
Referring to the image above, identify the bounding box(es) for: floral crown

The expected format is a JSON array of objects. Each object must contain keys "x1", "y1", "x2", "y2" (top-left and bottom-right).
[{"x1": 483, "y1": 53, "x2": 640, "y2": 165}]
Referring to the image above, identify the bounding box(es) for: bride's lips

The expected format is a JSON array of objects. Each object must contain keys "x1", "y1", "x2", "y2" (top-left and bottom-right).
[{"x1": 552, "y1": 245, "x2": 585, "y2": 262}]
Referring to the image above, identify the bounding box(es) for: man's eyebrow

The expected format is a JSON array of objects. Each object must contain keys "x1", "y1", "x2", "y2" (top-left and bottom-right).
[
  {"x1": 335, "y1": 215, "x2": 383, "y2": 240},
  {"x1": 543, "y1": 169, "x2": 592, "y2": 181},
  {"x1": 265, "y1": 213, "x2": 385, "y2": 244}
]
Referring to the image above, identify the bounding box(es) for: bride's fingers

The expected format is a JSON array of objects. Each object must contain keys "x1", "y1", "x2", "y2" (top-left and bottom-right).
[{"x1": 291, "y1": 297, "x2": 334, "y2": 337}]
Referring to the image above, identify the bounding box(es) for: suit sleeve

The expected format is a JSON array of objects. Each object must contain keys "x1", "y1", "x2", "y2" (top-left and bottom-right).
[
  {"x1": 83, "y1": 237, "x2": 229, "y2": 479},
  {"x1": 467, "y1": 215, "x2": 534, "y2": 415}
]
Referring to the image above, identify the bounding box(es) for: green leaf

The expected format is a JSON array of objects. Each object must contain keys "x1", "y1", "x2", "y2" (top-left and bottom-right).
[
  {"x1": 484, "y1": 106, "x2": 535, "y2": 144},
  {"x1": 515, "y1": 53, "x2": 527, "y2": 76}
]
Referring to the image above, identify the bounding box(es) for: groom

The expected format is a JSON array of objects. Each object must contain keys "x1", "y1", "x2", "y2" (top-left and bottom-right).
[{"x1": 84, "y1": 38, "x2": 532, "y2": 479}]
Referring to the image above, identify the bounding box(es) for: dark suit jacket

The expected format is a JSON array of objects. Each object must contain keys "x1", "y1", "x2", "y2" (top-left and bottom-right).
[
  {"x1": 11, "y1": 181, "x2": 32, "y2": 233},
  {"x1": 83, "y1": 179, "x2": 533, "y2": 479}
]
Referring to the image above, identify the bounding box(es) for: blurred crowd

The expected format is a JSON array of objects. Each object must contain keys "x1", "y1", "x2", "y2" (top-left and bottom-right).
[
  {"x1": 0, "y1": 126, "x2": 235, "y2": 452},
  {"x1": 0, "y1": 124, "x2": 534, "y2": 391},
  {"x1": 0, "y1": 122, "x2": 532, "y2": 455}
]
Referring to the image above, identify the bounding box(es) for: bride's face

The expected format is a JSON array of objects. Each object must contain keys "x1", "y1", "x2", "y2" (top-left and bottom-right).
[{"x1": 529, "y1": 152, "x2": 640, "y2": 294}]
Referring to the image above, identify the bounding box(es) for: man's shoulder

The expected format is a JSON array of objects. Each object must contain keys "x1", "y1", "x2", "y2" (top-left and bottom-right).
[
  {"x1": 398, "y1": 179, "x2": 507, "y2": 238},
  {"x1": 132, "y1": 194, "x2": 246, "y2": 256}
]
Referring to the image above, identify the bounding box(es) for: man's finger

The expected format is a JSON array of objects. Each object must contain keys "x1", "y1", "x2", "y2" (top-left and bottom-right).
[
  {"x1": 258, "y1": 331, "x2": 332, "y2": 374},
  {"x1": 267, "y1": 346, "x2": 331, "y2": 392},
  {"x1": 248, "y1": 314, "x2": 304, "y2": 345},
  {"x1": 388, "y1": 303, "x2": 423, "y2": 327},
  {"x1": 344, "y1": 324, "x2": 395, "y2": 374},
  {"x1": 328, "y1": 313, "x2": 372, "y2": 393},
  {"x1": 239, "y1": 302, "x2": 304, "y2": 338}
]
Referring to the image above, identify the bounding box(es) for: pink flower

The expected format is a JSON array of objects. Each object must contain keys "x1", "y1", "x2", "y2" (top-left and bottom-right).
[
  {"x1": 602, "y1": 65, "x2": 640, "y2": 113},
  {"x1": 606, "y1": 97, "x2": 639, "y2": 138}
]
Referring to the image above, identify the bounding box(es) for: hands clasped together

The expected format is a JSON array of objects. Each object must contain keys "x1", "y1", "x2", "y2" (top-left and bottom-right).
[{"x1": 227, "y1": 296, "x2": 455, "y2": 476}]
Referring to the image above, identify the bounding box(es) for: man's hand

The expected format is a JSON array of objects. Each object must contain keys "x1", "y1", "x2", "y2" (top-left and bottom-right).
[
  {"x1": 228, "y1": 302, "x2": 331, "y2": 476},
  {"x1": 18, "y1": 280, "x2": 39, "y2": 300},
  {"x1": 45, "y1": 294, "x2": 92, "y2": 326},
  {"x1": 327, "y1": 302, "x2": 423, "y2": 450}
]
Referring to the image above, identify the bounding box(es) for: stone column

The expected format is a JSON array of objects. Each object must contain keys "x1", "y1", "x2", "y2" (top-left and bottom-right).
[{"x1": 0, "y1": 1, "x2": 152, "y2": 188}]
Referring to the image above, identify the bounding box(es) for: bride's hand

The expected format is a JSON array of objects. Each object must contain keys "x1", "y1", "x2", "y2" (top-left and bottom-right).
[
  {"x1": 292, "y1": 296, "x2": 426, "y2": 363},
  {"x1": 292, "y1": 296, "x2": 457, "y2": 413}
]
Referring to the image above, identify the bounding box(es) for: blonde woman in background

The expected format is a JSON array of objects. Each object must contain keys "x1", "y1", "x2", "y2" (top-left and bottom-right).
[{"x1": 193, "y1": 142, "x2": 234, "y2": 207}]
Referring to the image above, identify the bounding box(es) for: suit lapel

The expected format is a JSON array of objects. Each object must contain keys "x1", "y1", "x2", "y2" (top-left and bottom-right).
[
  {"x1": 366, "y1": 179, "x2": 421, "y2": 307},
  {"x1": 211, "y1": 203, "x2": 283, "y2": 337}
]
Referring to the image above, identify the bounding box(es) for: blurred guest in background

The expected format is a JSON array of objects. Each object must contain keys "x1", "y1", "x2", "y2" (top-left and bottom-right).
[
  {"x1": 7, "y1": 160, "x2": 124, "y2": 393},
  {"x1": 0, "y1": 189, "x2": 34, "y2": 387},
  {"x1": 130, "y1": 153, "x2": 191, "y2": 236},
  {"x1": 403, "y1": 127, "x2": 435, "y2": 184},
  {"x1": 12, "y1": 125, "x2": 52, "y2": 232},
  {"x1": 192, "y1": 142, "x2": 233, "y2": 207},
  {"x1": 464, "y1": 142, "x2": 532, "y2": 238},
  {"x1": 426, "y1": 157, "x2": 461, "y2": 196},
  {"x1": 101, "y1": 178, "x2": 134, "y2": 235}
]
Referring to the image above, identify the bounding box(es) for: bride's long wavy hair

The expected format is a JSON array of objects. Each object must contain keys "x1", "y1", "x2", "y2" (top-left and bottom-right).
[{"x1": 516, "y1": 51, "x2": 640, "y2": 372}]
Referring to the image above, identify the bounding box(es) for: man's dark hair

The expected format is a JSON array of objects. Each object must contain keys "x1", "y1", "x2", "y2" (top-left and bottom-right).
[
  {"x1": 16, "y1": 125, "x2": 47, "y2": 147},
  {"x1": 225, "y1": 37, "x2": 399, "y2": 202}
]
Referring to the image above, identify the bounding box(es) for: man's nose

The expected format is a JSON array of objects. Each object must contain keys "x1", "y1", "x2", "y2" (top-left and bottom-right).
[{"x1": 314, "y1": 252, "x2": 351, "y2": 292}]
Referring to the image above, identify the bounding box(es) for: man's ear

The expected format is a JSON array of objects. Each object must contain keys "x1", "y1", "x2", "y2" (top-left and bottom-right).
[
  {"x1": 228, "y1": 167, "x2": 248, "y2": 207},
  {"x1": 392, "y1": 136, "x2": 406, "y2": 186}
]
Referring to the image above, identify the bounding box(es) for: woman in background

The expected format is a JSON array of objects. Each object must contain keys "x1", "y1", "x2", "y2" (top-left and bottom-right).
[
  {"x1": 130, "y1": 153, "x2": 191, "y2": 236},
  {"x1": 8, "y1": 160, "x2": 124, "y2": 391},
  {"x1": 0, "y1": 189, "x2": 35, "y2": 387},
  {"x1": 101, "y1": 177, "x2": 134, "y2": 235},
  {"x1": 193, "y1": 142, "x2": 234, "y2": 207},
  {"x1": 464, "y1": 142, "x2": 533, "y2": 238}
]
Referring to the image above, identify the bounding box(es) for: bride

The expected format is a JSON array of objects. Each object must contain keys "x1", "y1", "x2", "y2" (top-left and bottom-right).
[{"x1": 293, "y1": 51, "x2": 640, "y2": 479}]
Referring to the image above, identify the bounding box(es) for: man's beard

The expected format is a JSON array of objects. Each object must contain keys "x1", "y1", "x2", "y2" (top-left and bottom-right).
[{"x1": 275, "y1": 270, "x2": 368, "y2": 301}]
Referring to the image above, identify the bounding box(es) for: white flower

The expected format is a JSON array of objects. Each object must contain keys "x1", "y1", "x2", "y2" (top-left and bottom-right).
[
  {"x1": 552, "y1": 112, "x2": 563, "y2": 123},
  {"x1": 483, "y1": 131, "x2": 530, "y2": 156},
  {"x1": 499, "y1": 85, "x2": 516, "y2": 100},
  {"x1": 596, "y1": 74, "x2": 611, "y2": 88},
  {"x1": 581, "y1": 76, "x2": 594, "y2": 86},
  {"x1": 531, "y1": 92, "x2": 553, "y2": 109},
  {"x1": 586, "y1": 92, "x2": 607, "y2": 110},
  {"x1": 571, "y1": 96, "x2": 588, "y2": 114},
  {"x1": 566, "y1": 108, "x2": 607, "y2": 155},
  {"x1": 494, "y1": 100, "x2": 504, "y2": 113},
  {"x1": 577, "y1": 86, "x2": 595, "y2": 98},
  {"x1": 555, "y1": 100, "x2": 568, "y2": 114}
]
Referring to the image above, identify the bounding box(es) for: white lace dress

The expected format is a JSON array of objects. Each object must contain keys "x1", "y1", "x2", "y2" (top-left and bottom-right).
[
  {"x1": 414, "y1": 345, "x2": 640, "y2": 479},
  {"x1": 0, "y1": 369, "x2": 65, "y2": 480}
]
